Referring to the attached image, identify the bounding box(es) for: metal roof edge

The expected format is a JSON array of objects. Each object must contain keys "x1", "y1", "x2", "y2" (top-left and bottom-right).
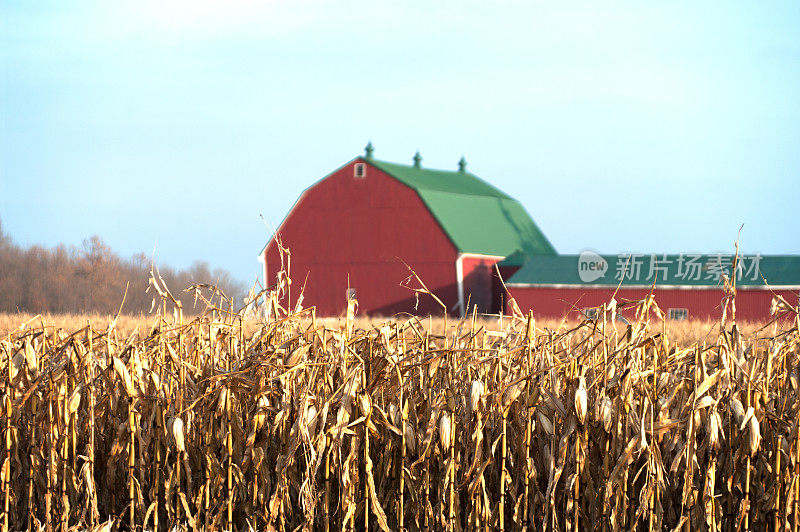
[
  {"x1": 506, "y1": 283, "x2": 800, "y2": 290},
  {"x1": 458, "y1": 252, "x2": 507, "y2": 260},
  {"x1": 367, "y1": 158, "x2": 513, "y2": 199},
  {"x1": 512, "y1": 200, "x2": 557, "y2": 255}
]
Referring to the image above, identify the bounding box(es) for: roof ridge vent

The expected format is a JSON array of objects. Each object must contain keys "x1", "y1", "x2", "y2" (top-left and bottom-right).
[
  {"x1": 364, "y1": 141, "x2": 374, "y2": 159},
  {"x1": 458, "y1": 156, "x2": 467, "y2": 173},
  {"x1": 413, "y1": 151, "x2": 422, "y2": 168}
]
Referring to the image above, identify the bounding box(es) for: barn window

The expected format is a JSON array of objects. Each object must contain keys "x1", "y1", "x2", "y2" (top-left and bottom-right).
[
  {"x1": 668, "y1": 308, "x2": 689, "y2": 320},
  {"x1": 346, "y1": 288, "x2": 357, "y2": 300},
  {"x1": 354, "y1": 163, "x2": 366, "y2": 178}
]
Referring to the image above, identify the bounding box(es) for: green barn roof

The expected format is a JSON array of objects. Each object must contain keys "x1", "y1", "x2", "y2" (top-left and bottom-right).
[
  {"x1": 368, "y1": 158, "x2": 556, "y2": 257},
  {"x1": 506, "y1": 253, "x2": 800, "y2": 288}
]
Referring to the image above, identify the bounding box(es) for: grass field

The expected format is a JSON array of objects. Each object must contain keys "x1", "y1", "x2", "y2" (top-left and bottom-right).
[{"x1": 0, "y1": 296, "x2": 798, "y2": 530}]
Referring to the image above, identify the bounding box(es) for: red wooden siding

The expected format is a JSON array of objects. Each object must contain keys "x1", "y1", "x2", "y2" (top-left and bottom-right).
[
  {"x1": 508, "y1": 286, "x2": 799, "y2": 322},
  {"x1": 264, "y1": 159, "x2": 460, "y2": 316},
  {"x1": 461, "y1": 255, "x2": 504, "y2": 314}
]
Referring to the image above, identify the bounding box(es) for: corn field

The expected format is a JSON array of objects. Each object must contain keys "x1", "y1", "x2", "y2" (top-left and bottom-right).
[{"x1": 1, "y1": 288, "x2": 799, "y2": 531}]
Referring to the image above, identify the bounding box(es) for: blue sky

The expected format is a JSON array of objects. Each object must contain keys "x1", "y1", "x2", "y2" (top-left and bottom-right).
[{"x1": 2, "y1": 1, "x2": 799, "y2": 289}]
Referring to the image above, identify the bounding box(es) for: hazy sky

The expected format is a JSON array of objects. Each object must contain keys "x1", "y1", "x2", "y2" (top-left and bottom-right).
[{"x1": 2, "y1": 1, "x2": 799, "y2": 288}]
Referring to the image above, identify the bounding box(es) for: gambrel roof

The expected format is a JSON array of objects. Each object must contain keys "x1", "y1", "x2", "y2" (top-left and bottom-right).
[{"x1": 368, "y1": 158, "x2": 556, "y2": 257}]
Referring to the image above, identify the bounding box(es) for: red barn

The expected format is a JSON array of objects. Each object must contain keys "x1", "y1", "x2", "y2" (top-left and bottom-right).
[
  {"x1": 505, "y1": 253, "x2": 800, "y2": 321},
  {"x1": 259, "y1": 144, "x2": 555, "y2": 316}
]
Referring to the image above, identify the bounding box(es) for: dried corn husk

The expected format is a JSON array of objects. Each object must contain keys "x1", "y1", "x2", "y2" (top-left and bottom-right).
[
  {"x1": 285, "y1": 343, "x2": 308, "y2": 367},
  {"x1": 112, "y1": 357, "x2": 136, "y2": 398},
  {"x1": 10, "y1": 351, "x2": 23, "y2": 381},
  {"x1": 746, "y1": 414, "x2": 761, "y2": 456},
  {"x1": 305, "y1": 404, "x2": 318, "y2": 437},
  {"x1": 730, "y1": 397, "x2": 745, "y2": 427},
  {"x1": 254, "y1": 395, "x2": 270, "y2": 433},
  {"x1": 359, "y1": 394, "x2": 372, "y2": 419},
  {"x1": 404, "y1": 422, "x2": 416, "y2": 455},
  {"x1": 469, "y1": 380, "x2": 485, "y2": 415},
  {"x1": 24, "y1": 340, "x2": 37, "y2": 373},
  {"x1": 67, "y1": 384, "x2": 83, "y2": 415},
  {"x1": 172, "y1": 416, "x2": 186, "y2": 454},
  {"x1": 502, "y1": 381, "x2": 525, "y2": 411},
  {"x1": 574, "y1": 377, "x2": 587, "y2": 424},
  {"x1": 707, "y1": 407, "x2": 720, "y2": 451},
  {"x1": 600, "y1": 395, "x2": 613, "y2": 433},
  {"x1": 439, "y1": 412, "x2": 451, "y2": 451},
  {"x1": 537, "y1": 410, "x2": 554, "y2": 436},
  {"x1": 389, "y1": 403, "x2": 401, "y2": 428}
]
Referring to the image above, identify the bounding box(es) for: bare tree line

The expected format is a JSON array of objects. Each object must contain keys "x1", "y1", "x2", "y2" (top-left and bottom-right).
[{"x1": 0, "y1": 218, "x2": 245, "y2": 315}]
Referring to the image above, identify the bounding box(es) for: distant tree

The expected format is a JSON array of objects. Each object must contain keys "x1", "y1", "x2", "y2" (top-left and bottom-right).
[
  {"x1": 0, "y1": 216, "x2": 245, "y2": 315},
  {"x1": 0, "y1": 220, "x2": 24, "y2": 311},
  {"x1": 0, "y1": 219, "x2": 8, "y2": 248}
]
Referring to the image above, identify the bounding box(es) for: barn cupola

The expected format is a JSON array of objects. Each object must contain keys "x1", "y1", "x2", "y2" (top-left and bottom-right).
[
  {"x1": 364, "y1": 141, "x2": 374, "y2": 159},
  {"x1": 458, "y1": 156, "x2": 467, "y2": 173},
  {"x1": 413, "y1": 151, "x2": 422, "y2": 168}
]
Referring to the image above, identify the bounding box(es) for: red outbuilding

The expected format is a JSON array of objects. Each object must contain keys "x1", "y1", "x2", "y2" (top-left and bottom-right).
[
  {"x1": 259, "y1": 144, "x2": 556, "y2": 316},
  {"x1": 504, "y1": 253, "x2": 800, "y2": 322}
]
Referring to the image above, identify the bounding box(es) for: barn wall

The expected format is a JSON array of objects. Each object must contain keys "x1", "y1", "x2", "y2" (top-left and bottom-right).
[
  {"x1": 507, "y1": 286, "x2": 800, "y2": 321},
  {"x1": 264, "y1": 159, "x2": 460, "y2": 316},
  {"x1": 461, "y1": 255, "x2": 504, "y2": 315}
]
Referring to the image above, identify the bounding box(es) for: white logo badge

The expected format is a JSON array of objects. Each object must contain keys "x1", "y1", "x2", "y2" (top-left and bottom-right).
[{"x1": 578, "y1": 251, "x2": 608, "y2": 283}]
